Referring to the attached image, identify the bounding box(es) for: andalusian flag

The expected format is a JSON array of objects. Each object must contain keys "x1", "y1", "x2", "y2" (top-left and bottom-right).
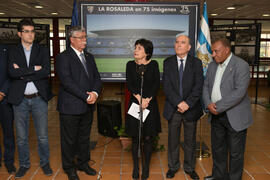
[
  {"x1": 196, "y1": 1, "x2": 212, "y2": 76},
  {"x1": 71, "y1": 0, "x2": 79, "y2": 26}
]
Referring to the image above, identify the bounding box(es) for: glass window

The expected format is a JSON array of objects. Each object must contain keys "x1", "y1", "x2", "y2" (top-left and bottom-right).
[
  {"x1": 0, "y1": 18, "x2": 9, "y2": 22},
  {"x1": 261, "y1": 33, "x2": 267, "y2": 39},
  {"x1": 267, "y1": 42, "x2": 270, "y2": 57},
  {"x1": 59, "y1": 32, "x2": 65, "y2": 37},
  {"x1": 50, "y1": 58, "x2": 55, "y2": 77},
  {"x1": 260, "y1": 42, "x2": 266, "y2": 57},
  {"x1": 10, "y1": 18, "x2": 22, "y2": 22},
  {"x1": 213, "y1": 20, "x2": 233, "y2": 25},
  {"x1": 59, "y1": 18, "x2": 71, "y2": 35},
  {"x1": 235, "y1": 20, "x2": 255, "y2": 24},
  {"x1": 50, "y1": 40, "x2": 53, "y2": 57},
  {"x1": 60, "y1": 40, "x2": 66, "y2": 52},
  {"x1": 33, "y1": 19, "x2": 53, "y2": 38},
  {"x1": 257, "y1": 20, "x2": 270, "y2": 31}
]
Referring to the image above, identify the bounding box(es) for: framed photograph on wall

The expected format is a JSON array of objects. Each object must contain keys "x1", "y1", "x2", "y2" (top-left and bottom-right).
[
  {"x1": 0, "y1": 21, "x2": 50, "y2": 47},
  {"x1": 79, "y1": 2, "x2": 200, "y2": 81},
  {"x1": 235, "y1": 46, "x2": 256, "y2": 65},
  {"x1": 210, "y1": 23, "x2": 261, "y2": 65},
  {"x1": 235, "y1": 29, "x2": 256, "y2": 45},
  {"x1": 210, "y1": 30, "x2": 227, "y2": 40}
]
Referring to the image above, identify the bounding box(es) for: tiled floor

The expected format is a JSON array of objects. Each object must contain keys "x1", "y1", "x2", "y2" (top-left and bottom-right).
[{"x1": 0, "y1": 82, "x2": 270, "y2": 180}]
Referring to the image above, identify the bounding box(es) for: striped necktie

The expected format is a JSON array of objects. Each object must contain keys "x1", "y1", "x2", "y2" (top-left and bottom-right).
[{"x1": 80, "y1": 53, "x2": 89, "y2": 77}]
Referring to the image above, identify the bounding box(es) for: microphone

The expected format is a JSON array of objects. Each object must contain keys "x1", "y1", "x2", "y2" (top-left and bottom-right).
[{"x1": 137, "y1": 64, "x2": 146, "y2": 76}]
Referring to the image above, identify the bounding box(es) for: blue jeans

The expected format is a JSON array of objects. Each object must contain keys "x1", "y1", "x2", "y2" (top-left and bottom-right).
[{"x1": 13, "y1": 96, "x2": 50, "y2": 168}]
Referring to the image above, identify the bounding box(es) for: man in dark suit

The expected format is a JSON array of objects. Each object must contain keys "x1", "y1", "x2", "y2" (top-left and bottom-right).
[
  {"x1": 203, "y1": 38, "x2": 253, "y2": 180},
  {"x1": 56, "y1": 26, "x2": 102, "y2": 180},
  {"x1": 7, "y1": 19, "x2": 53, "y2": 178},
  {"x1": 163, "y1": 35, "x2": 203, "y2": 180},
  {"x1": 0, "y1": 44, "x2": 16, "y2": 174}
]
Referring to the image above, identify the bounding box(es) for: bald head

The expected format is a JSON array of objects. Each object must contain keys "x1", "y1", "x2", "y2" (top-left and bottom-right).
[{"x1": 211, "y1": 38, "x2": 231, "y2": 64}]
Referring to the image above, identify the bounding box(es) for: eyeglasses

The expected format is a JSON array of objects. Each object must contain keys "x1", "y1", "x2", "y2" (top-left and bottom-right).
[
  {"x1": 72, "y1": 36, "x2": 87, "y2": 40},
  {"x1": 21, "y1": 30, "x2": 35, "y2": 34}
]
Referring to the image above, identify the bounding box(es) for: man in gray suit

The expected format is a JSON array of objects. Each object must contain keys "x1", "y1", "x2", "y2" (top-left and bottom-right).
[{"x1": 203, "y1": 38, "x2": 253, "y2": 180}]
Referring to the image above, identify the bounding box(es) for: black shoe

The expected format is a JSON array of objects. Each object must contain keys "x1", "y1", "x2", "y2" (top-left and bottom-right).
[
  {"x1": 185, "y1": 170, "x2": 200, "y2": 180},
  {"x1": 132, "y1": 167, "x2": 139, "y2": 179},
  {"x1": 77, "y1": 165, "x2": 96, "y2": 176},
  {"x1": 142, "y1": 168, "x2": 149, "y2": 180},
  {"x1": 166, "y1": 169, "x2": 177, "y2": 178},
  {"x1": 15, "y1": 167, "x2": 29, "y2": 178},
  {"x1": 5, "y1": 163, "x2": 16, "y2": 174},
  {"x1": 66, "y1": 169, "x2": 80, "y2": 180},
  {"x1": 42, "y1": 163, "x2": 53, "y2": 176},
  {"x1": 204, "y1": 175, "x2": 215, "y2": 180}
]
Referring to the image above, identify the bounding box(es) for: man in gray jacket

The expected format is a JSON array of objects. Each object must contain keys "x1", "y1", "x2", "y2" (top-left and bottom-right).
[{"x1": 203, "y1": 38, "x2": 253, "y2": 180}]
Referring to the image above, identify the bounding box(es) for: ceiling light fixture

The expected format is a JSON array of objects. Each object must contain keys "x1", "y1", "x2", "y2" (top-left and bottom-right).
[
  {"x1": 51, "y1": 12, "x2": 58, "y2": 15},
  {"x1": 34, "y1": 5, "x2": 43, "y2": 9},
  {"x1": 0, "y1": 12, "x2": 5, "y2": 15},
  {"x1": 227, "y1": 7, "x2": 236, "y2": 10},
  {"x1": 211, "y1": 13, "x2": 218, "y2": 16},
  {"x1": 262, "y1": 14, "x2": 270, "y2": 17}
]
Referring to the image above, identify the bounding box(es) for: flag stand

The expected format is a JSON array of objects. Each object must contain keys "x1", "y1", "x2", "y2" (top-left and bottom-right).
[{"x1": 195, "y1": 114, "x2": 210, "y2": 159}]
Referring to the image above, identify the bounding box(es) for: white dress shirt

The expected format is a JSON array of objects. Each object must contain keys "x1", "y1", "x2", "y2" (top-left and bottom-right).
[
  {"x1": 177, "y1": 55, "x2": 187, "y2": 70},
  {"x1": 70, "y1": 46, "x2": 98, "y2": 100},
  {"x1": 211, "y1": 53, "x2": 232, "y2": 103}
]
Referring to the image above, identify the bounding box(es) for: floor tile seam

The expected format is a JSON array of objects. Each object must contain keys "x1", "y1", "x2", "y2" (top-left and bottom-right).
[
  {"x1": 30, "y1": 166, "x2": 40, "y2": 180},
  {"x1": 120, "y1": 172, "x2": 165, "y2": 175},
  {"x1": 120, "y1": 147, "x2": 124, "y2": 180},
  {"x1": 183, "y1": 171, "x2": 189, "y2": 180},
  {"x1": 6, "y1": 174, "x2": 13, "y2": 180},
  {"x1": 157, "y1": 151, "x2": 166, "y2": 180},
  {"x1": 97, "y1": 137, "x2": 109, "y2": 180},
  {"x1": 102, "y1": 157, "x2": 122, "y2": 159},
  {"x1": 52, "y1": 164, "x2": 61, "y2": 180},
  {"x1": 198, "y1": 159, "x2": 208, "y2": 176},
  {"x1": 248, "y1": 172, "x2": 270, "y2": 174},
  {"x1": 262, "y1": 151, "x2": 270, "y2": 159},
  {"x1": 250, "y1": 154, "x2": 270, "y2": 173},
  {"x1": 244, "y1": 168, "x2": 256, "y2": 180}
]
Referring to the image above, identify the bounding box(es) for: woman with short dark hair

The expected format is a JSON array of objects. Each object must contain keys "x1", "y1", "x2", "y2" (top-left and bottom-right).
[{"x1": 125, "y1": 39, "x2": 161, "y2": 180}]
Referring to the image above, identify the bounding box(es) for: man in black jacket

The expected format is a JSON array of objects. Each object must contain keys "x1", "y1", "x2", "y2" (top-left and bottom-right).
[
  {"x1": 56, "y1": 26, "x2": 102, "y2": 180},
  {"x1": 163, "y1": 35, "x2": 203, "y2": 180},
  {"x1": 8, "y1": 19, "x2": 53, "y2": 178},
  {"x1": 0, "y1": 44, "x2": 16, "y2": 174}
]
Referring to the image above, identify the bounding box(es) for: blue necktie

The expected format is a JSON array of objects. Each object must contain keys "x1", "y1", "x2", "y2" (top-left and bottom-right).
[
  {"x1": 80, "y1": 53, "x2": 89, "y2": 77},
  {"x1": 179, "y1": 59, "x2": 184, "y2": 99}
]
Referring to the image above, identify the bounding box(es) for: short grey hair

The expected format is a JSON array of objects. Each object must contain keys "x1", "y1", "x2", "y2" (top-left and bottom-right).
[
  {"x1": 68, "y1": 26, "x2": 86, "y2": 38},
  {"x1": 175, "y1": 34, "x2": 190, "y2": 45}
]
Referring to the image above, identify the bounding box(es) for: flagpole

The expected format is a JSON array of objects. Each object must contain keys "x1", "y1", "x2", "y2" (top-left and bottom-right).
[{"x1": 196, "y1": 1, "x2": 211, "y2": 159}]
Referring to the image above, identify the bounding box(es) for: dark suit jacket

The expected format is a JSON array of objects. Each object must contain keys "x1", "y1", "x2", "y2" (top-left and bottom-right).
[
  {"x1": 7, "y1": 43, "x2": 53, "y2": 105},
  {"x1": 56, "y1": 47, "x2": 102, "y2": 115},
  {"x1": 0, "y1": 44, "x2": 9, "y2": 104},
  {"x1": 163, "y1": 54, "x2": 204, "y2": 121}
]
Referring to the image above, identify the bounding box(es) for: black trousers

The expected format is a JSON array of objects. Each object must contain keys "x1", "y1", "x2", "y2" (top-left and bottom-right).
[
  {"x1": 59, "y1": 111, "x2": 93, "y2": 173},
  {"x1": 211, "y1": 113, "x2": 247, "y2": 180},
  {"x1": 0, "y1": 103, "x2": 15, "y2": 165},
  {"x1": 168, "y1": 112, "x2": 197, "y2": 172},
  {"x1": 131, "y1": 135, "x2": 153, "y2": 178}
]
